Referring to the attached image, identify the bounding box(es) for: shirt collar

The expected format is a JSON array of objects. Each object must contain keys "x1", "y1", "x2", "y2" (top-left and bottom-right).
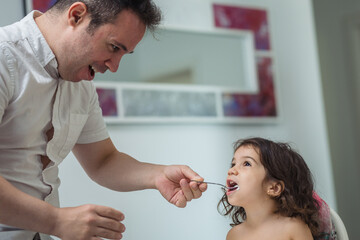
[{"x1": 22, "y1": 11, "x2": 59, "y2": 79}]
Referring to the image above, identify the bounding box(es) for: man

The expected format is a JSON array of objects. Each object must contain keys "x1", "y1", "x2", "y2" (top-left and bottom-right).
[{"x1": 0, "y1": 0, "x2": 207, "y2": 239}]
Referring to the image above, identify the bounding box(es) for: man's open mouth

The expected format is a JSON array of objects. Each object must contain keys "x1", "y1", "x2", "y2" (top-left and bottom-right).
[{"x1": 89, "y1": 65, "x2": 95, "y2": 77}]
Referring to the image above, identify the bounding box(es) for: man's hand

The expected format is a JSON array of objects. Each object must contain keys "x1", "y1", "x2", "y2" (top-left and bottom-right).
[
  {"x1": 155, "y1": 165, "x2": 207, "y2": 208},
  {"x1": 53, "y1": 204, "x2": 125, "y2": 240}
]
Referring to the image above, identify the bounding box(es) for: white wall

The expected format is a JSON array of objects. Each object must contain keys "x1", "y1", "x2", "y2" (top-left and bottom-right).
[
  {"x1": 312, "y1": 0, "x2": 360, "y2": 238},
  {"x1": 0, "y1": 0, "x2": 23, "y2": 25},
  {"x1": 0, "y1": 0, "x2": 336, "y2": 239}
]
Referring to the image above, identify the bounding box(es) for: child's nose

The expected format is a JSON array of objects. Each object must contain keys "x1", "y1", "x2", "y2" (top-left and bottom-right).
[{"x1": 228, "y1": 167, "x2": 238, "y2": 175}]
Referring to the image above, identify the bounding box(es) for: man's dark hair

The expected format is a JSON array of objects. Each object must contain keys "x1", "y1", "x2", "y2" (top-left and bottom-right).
[{"x1": 50, "y1": 0, "x2": 162, "y2": 33}]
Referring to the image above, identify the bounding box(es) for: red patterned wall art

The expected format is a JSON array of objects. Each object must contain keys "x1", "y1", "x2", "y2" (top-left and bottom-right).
[
  {"x1": 96, "y1": 88, "x2": 119, "y2": 117},
  {"x1": 213, "y1": 4, "x2": 277, "y2": 118},
  {"x1": 223, "y1": 57, "x2": 276, "y2": 117}
]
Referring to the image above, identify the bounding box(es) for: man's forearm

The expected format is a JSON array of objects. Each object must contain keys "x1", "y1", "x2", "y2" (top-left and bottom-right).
[
  {"x1": 73, "y1": 139, "x2": 166, "y2": 192},
  {"x1": 90, "y1": 151, "x2": 165, "y2": 191},
  {"x1": 0, "y1": 175, "x2": 58, "y2": 235}
]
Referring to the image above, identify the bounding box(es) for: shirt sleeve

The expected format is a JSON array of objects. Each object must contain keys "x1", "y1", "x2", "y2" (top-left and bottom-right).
[
  {"x1": 76, "y1": 83, "x2": 109, "y2": 144},
  {"x1": 0, "y1": 45, "x2": 15, "y2": 123}
]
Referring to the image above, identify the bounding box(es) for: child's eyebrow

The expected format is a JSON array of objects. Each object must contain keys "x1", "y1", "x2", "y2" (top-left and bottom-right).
[
  {"x1": 231, "y1": 156, "x2": 258, "y2": 165},
  {"x1": 244, "y1": 156, "x2": 258, "y2": 164}
]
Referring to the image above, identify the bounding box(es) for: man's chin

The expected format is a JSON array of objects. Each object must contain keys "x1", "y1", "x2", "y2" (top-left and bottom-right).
[
  {"x1": 59, "y1": 71, "x2": 95, "y2": 82},
  {"x1": 60, "y1": 74, "x2": 92, "y2": 82},
  {"x1": 61, "y1": 78, "x2": 81, "y2": 82},
  {"x1": 68, "y1": 79, "x2": 92, "y2": 82}
]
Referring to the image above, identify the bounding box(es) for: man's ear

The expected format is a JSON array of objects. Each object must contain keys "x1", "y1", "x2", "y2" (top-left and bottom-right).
[
  {"x1": 266, "y1": 180, "x2": 285, "y2": 197},
  {"x1": 67, "y1": 2, "x2": 88, "y2": 26}
]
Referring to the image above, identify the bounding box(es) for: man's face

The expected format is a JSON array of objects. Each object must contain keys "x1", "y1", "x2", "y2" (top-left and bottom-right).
[{"x1": 58, "y1": 9, "x2": 146, "y2": 82}]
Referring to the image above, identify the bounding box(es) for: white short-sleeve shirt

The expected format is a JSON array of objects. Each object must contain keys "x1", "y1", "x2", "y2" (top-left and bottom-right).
[{"x1": 0, "y1": 11, "x2": 109, "y2": 239}]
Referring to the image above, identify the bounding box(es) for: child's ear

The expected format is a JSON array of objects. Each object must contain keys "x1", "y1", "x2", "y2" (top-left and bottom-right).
[{"x1": 266, "y1": 180, "x2": 285, "y2": 197}]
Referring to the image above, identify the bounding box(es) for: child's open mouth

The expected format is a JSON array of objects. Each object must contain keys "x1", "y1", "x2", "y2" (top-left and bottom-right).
[{"x1": 227, "y1": 180, "x2": 239, "y2": 194}]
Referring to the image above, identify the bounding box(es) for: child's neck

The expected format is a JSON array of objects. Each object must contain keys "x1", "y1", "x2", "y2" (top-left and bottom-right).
[{"x1": 243, "y1": 199, "x2": 278, "y2": 228}]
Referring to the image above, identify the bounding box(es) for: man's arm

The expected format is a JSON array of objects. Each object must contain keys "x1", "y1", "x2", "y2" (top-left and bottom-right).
[
  {"x1": 0, "y1": 175, "x2": 126, "y2": 239},
  {"x1": 0, "y1": 175, "x2": 58, "y2": 233},
  {"x1": 72, "y1": 138, "x2": 207, "y2": 207},
  {"x1": 73, "y1": 138, "x2": 163, "y2": 191}
]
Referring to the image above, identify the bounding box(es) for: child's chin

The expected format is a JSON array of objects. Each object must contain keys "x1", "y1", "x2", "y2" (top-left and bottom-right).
[{"x1": 228, "y1": 198, "x2": 238, "y2": 206}]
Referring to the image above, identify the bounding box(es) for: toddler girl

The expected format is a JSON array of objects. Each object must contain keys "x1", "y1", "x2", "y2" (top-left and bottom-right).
[{"x1": 218, "y1": 137, "x2": 324, "y2": 239}]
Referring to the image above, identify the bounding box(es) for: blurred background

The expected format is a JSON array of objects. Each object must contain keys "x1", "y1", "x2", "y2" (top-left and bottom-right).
[{"x1": 1, "y1": 0, "x2": 359, "y2": 239}]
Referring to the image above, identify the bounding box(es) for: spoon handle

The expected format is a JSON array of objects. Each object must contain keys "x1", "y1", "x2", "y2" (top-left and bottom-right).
[{"x1": 190, "y1": 180, "x2": 228, "y2": 189}]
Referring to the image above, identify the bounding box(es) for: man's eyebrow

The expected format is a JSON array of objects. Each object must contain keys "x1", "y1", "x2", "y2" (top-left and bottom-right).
[{"x1": 114, "y1": 41, "x2": 134, "y2": 54}]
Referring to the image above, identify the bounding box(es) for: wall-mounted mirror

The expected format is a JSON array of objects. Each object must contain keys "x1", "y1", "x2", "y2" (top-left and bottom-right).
[
  {"x1": 94, "y1": 5, "x2": 277, "y2": 123},
  {"x1": 95, "y1": 27, "x2": 258, "y2": 92}
]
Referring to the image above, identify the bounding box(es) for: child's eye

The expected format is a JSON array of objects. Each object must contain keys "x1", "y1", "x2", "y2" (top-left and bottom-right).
[
  {"x1": 244, "y1": 161, "x2": 251, "y2": 166},
  {"x1": 230, "y1": 163, "x2": 235, "y2": 168}
]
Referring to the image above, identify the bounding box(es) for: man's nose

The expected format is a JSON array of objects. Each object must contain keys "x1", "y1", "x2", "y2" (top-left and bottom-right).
[{"x1": 106, "y1": 54, "x2": 123, "y2": 72}]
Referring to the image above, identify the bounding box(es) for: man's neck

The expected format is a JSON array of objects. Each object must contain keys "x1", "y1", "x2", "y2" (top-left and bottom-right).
[{"x1": 34, "y1": 11, "x2": 62, "y2": 60}]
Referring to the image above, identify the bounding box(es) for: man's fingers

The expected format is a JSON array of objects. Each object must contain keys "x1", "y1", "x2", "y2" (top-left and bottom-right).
[
  {"x1": 56, "y1": 204, "x2": 126, "y2": 240},
  {"x1": 94, "y1": 210, "x2": 125, "y2": 239},
  {"x1": 93, "y1": 205, "x2": 125, "y2": 238},
  {"x1": 189, "y1": 181, "x2": 205, "y2": 199},
  {"x1": 180, "y1": 178, "x2": 205, "y2": 201},
  {"x1": 95, "y1": 226, "x2": 123, "y2": 240},
  {"x1": 180, "y1": 179, "x2": 194, "y2": 201},
  {"x1": 175, "y1": 191, "x2": 187, "y2": 208},
  {"x1": 97, "y1": 216, "x2": 125, "y2": 233},
  {"x1": 180, "y1": 165, "x2": 203, "y2": 183},
  {"x1": 95, "y1": 205, "x2": 125, "y2": 221},
  {"x1": 179, "y1": 165, "x2": 206, "y2": 199}
]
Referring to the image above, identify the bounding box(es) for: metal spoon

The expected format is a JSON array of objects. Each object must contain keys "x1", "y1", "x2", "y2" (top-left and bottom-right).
[
  {"x1": 0, "y1": 226, "x2": 23, "y2": 231},
  {"x1": 190, "y1": 180, "x2": 237, "y2": 190}
]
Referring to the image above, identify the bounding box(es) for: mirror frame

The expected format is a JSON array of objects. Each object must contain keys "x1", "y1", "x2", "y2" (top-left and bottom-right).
[{"x1": 94, "y1": 3, "x2": 279, "y2": 124}]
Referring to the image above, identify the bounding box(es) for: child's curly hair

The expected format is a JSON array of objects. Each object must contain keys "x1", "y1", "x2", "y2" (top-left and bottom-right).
[{"x1": 217, "y1": 137, "x2": 321, "y2": 238}]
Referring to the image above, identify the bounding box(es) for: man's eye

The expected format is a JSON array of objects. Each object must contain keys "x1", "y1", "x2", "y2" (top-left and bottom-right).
[{"x1": 112, "y1": 45, "x2": 120, "y2": 52}]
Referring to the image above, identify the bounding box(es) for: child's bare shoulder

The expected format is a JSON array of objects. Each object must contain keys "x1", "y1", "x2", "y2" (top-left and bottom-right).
[
  {"x1": 282, "y1": 216, "x2": 308, "y2": 229},
  {"x1": 226, "y1": 217, "x2": 312, "y2": 240},
  {"x1": 226, "y1": 224, "x2": 245, "y2": 240},
  {"x1": 281, "y1": 217, "x2": 313, "y2": 239}
]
